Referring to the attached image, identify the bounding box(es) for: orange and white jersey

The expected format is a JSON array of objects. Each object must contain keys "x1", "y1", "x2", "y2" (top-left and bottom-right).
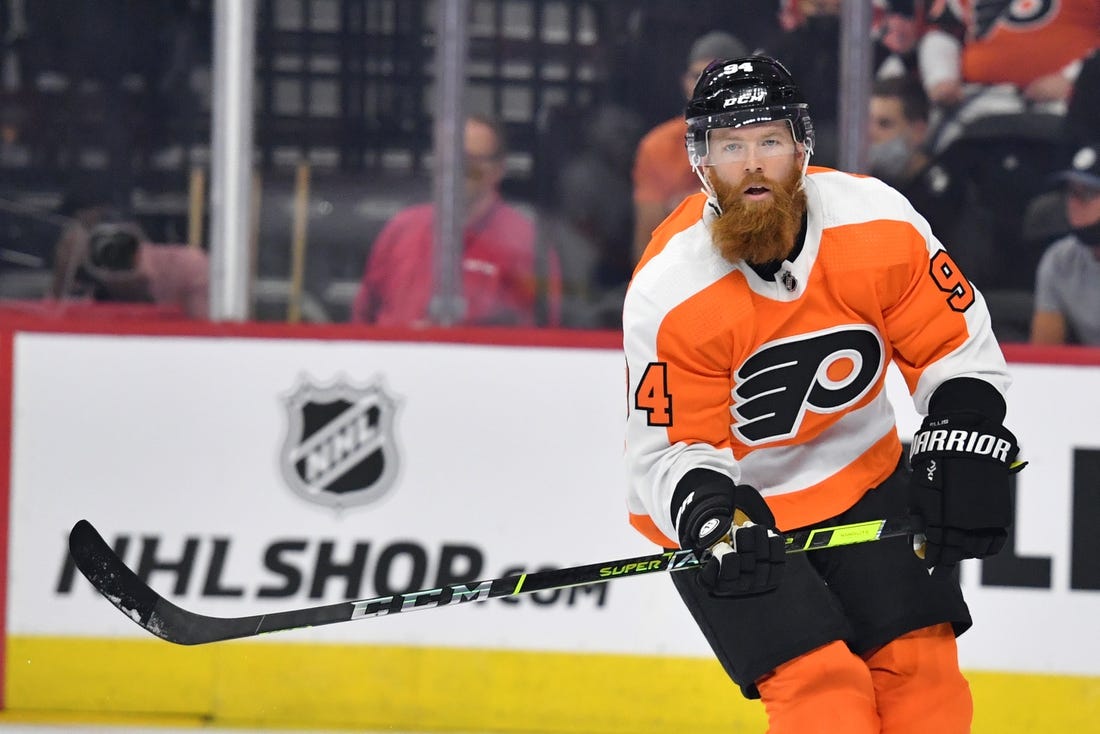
[
  {"x1": 928, "y1": 0, "x2": 1100, "y2": 87},
  {"x1": 622, "y1": 167, "x2": 1011, "y2": 549}
]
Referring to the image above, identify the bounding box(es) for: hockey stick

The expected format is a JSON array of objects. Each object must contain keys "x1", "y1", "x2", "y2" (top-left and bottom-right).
[{"x1": 68, "y1": 516, "x2": 913, "y2": 646}]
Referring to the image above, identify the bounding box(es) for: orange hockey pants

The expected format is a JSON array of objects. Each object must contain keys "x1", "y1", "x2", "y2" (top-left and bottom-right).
[{"x1": 755, "y1": 623, "x2": 972, "y2": 734}]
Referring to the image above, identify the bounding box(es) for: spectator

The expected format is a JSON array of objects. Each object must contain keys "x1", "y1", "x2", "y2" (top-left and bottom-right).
[
  {"x1": 1031, "y1": 142, "x2": 1100, "y2": 345},
  {"x1": 631, "y1": 30, "x2": 747, "y2": 262},
  {"x1": 864, "y1": 74, "x2": 988, "y2": 284},
  {"x1": 48, "y1": 187, "x2": 119, "y2": 297},
  {"x1": 919, "y1": 0, "x2": 1100, "y2": 150},
  {"x1": 547, "y1": 103, "x2": 644, "y2": 329},
  {"x1": 53, "y1": 221, "x2": 209, "y2": 319},
  {"x1": 352, "y1": 114, "x2": 559, "y2": 327},
  {"x1": 870, "y1": 0, "x2": 927, "y2": 79},
  {"x1": 867, "y1": 75, "x2": 931, "y2": 189}
]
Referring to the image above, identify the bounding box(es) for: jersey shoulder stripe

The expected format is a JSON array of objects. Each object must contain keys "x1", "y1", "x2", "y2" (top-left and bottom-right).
[{"x1": 807, "y1": 168, "x2": 924, "y2": 230}]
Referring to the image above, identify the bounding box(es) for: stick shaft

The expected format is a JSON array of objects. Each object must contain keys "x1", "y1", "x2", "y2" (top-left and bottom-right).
[{"x1": 69, "y1": 516, "x2": 913, "y2": 645}]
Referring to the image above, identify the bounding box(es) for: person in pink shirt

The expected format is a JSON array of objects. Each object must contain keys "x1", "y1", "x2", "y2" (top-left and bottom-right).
[
  {"x1": 53, "y1": 221, "x2": 209, "y2": 319},
  {"x1": 352, "y1": 114, "x2": 560, "y2": 327}
]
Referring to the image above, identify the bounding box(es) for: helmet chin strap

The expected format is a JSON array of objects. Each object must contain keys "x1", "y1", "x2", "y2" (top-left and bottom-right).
[
  {"x1": 798, "y1": 144, "x2": 812, "y2": 181},
  {"x1": 692, "y1": 162, "x2": 718, "y2": 201}
]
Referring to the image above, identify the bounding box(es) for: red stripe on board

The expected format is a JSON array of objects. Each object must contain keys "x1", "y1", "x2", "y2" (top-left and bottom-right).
[
  {"x1": 5, "y1": 310, "x2": 1100, "y2": 365},
  {"x1": 0, "y1": 310, "x2": 623, "y2": 350}
]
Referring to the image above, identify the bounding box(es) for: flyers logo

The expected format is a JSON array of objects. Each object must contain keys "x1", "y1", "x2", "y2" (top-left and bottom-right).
[
  {"x1": 973, "y1": 0, "x2": 1055, "y2": 41},
  {"x1": 732, "y1": 326, "x2": 884, "y2": 445}
]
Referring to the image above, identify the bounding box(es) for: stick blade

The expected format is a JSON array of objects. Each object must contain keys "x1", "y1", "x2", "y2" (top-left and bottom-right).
[{"x1": 68, "y1": 519, "x2": 246, "y2": 645}]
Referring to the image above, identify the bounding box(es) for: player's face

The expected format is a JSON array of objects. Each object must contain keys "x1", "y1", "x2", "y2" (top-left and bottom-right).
[
  {"x1": 706, "y1": 121, "x2": 803, "y2": 203},
  {"x1": 705, "y1": 122, "x2": 807, "y2": 266},
  {"x1": 1066, "y1": 183, "x2": 1100, "y2": 229}
]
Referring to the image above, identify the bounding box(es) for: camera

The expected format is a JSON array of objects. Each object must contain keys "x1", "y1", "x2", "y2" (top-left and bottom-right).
[{"x1": 87, "y1": 224, "x2": 139, "y2": 271}]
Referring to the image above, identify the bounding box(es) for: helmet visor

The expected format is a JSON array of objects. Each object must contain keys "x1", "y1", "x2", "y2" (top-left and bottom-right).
[
  {"x1": 689, "y1": 122, "x2": 800, "y2": 167},
  {"x1": 686, "y1": 103, "x2": 809, "y2": 167}
]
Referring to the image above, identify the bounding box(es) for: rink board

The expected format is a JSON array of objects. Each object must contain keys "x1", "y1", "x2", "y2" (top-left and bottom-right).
[{"x1": 2, "y1": 323, "x2": 1099, "y2": 732}]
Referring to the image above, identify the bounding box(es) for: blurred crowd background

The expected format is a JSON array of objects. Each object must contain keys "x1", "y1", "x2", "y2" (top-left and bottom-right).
[{"x1": 0, "y1": 0, "x2": 1097, "y2": 342}]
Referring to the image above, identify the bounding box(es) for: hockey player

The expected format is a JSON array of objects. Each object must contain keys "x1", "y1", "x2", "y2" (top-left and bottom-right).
[{"x1": 623, "y1": 55, "x2": 1023, "y2": 733}]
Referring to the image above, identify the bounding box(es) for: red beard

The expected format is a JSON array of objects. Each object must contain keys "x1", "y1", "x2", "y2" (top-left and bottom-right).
[{"x1": 708, "y1": 165, "x2": 807, "y2": 266}]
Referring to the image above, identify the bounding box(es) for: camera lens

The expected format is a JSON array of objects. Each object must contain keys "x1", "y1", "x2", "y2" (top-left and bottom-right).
[{"x1": 88, "y1": 226, "x2": 139, "y2": 271}]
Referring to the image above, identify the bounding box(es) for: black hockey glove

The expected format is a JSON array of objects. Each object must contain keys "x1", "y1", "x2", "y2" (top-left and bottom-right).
[
  {"x1": 673, "y1": 471, "x2": 785, "y2": 597},
  {"x1": 908, "y1": 411, "x2": 1024, "y2": 571}
]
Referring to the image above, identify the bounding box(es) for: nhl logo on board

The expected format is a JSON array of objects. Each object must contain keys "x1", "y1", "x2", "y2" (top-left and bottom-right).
[{"x1": 279, "y1": 376, "x2": 402, "y2": 509}]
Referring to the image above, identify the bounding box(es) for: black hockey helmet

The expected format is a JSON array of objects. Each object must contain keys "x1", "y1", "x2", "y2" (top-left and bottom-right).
[{"x1": 685, "y1": 55, "x2": 814, "y2": 166}]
